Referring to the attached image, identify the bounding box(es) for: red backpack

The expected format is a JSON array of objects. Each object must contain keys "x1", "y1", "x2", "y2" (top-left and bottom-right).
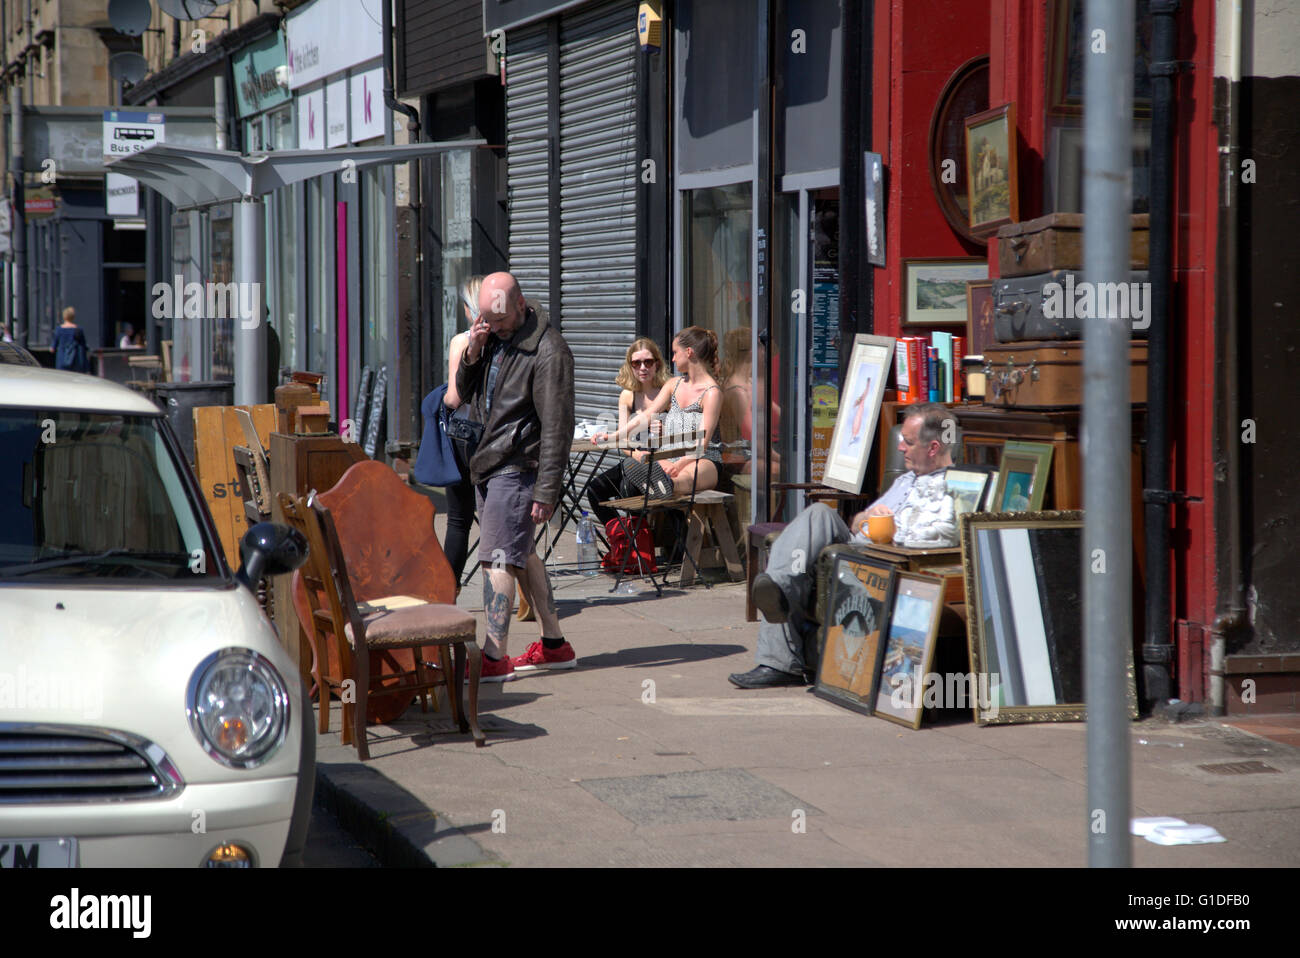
[{"x1": 601, "y1": 518, "x2": 658, "y2": 574}]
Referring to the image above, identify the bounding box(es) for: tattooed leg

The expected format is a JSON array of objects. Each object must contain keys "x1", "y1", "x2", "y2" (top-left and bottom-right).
[
  {"x1": 518, "y1": 553, "x2": 563, "y2": 640},
  {"x1": 482, "y1": 566, "x2": 516, "y2": 658}
]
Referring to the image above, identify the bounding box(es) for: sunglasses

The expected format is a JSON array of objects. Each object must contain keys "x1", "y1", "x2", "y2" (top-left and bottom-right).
[{"x1": 630, "y1": 359, "x2": 658, "y2": 368}]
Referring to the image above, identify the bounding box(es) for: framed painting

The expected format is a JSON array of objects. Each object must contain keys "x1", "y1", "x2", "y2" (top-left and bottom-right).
[
  {"x1": 814, "y1": 552, "x2": 896, "y2": 716},
  {"x1": 822, "y1": 334, "x2": 896, "y2": 494},
  {"x1": 945, "y1": 466, "x2": 995, "y2": 518},
  {"x1": 872, "y1": 572, "x2": 946, "y2": 729},
  {"x1": 964, "y1": 103, "x2": 1019, "y2": 238},
  {"x1": 959, "y1": 510, "x2": 1139, "y2": 724},
  {"x1": 965, "y1": 279, "x2": 995, "y2": 356},
  {"x1": 904, "y1": 259, "x2": 989, "y2": 326},
  {"x1": 989, "y1": 441, "x2": 1053, "y2": 512}
]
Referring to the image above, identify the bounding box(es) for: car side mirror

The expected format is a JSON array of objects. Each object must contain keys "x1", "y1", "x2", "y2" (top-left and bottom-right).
[{"x1": 235, "y1": 522, "x2": 309, "y2": 591}]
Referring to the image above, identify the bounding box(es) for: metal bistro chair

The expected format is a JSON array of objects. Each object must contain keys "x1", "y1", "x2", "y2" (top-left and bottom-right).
[{"x1": 281, "y1": 490, "x2": 486, "y2": 758}]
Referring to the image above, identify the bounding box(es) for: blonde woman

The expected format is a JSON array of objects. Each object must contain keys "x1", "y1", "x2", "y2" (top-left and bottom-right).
[
  {"x1": 586, "y1": 337, "x2": 668, "y2": 524},
  {"x1": 441, "y1": 275, "x2": 484, "y2": 585},
  {"x1": 595, "y1": 326, "x2": 724, "y2": 500}
]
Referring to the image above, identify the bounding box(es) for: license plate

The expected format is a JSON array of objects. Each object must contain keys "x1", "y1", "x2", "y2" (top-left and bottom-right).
[{"x1": 0, "y1": 837, "x2": 77, "y2": 868}]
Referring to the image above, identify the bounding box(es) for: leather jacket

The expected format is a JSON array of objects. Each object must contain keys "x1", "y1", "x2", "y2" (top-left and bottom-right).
[{"x1": 454, "y1": 305, "x2": 575, "y2": 506}]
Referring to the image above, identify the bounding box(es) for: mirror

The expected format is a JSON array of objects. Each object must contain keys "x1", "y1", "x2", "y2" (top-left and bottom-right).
[{"x1": 959, "y1": 510, "x2": 1137, "y2": 725}]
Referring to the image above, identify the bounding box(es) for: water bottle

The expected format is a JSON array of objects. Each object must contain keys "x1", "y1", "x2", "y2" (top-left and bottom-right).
[{"x1": 577, "y1": 511, "x2": 599, "y2": 576}]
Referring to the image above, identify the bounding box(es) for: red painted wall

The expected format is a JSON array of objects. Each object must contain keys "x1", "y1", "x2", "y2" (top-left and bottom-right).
[{"x1": 872, "y1": 0, "x2": 990, "y2": 335}]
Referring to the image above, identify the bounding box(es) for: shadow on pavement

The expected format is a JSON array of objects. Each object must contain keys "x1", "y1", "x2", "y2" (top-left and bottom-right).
[{"x1": 574, "y1": 642, "x2": 749, "y2": 670}]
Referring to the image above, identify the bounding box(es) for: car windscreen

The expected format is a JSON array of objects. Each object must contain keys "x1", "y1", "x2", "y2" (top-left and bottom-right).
[{"x1": 0, "y1": 409, "x2": 225, "y2": 583}]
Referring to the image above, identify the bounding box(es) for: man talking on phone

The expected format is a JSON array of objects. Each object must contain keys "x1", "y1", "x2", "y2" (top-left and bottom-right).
[{"x1": 456, "y1": 272, "x2": 576, "y2": 681}]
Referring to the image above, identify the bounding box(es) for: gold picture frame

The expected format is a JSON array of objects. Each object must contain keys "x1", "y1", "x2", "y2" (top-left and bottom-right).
[
  {"x1": 959, "y1": 510, "x2": 1139, "y2": 725},
  {"x1": 989, "y1": 440, "x2": 1053, "y2": 512},
  {"x1": 964, "y1": 103, "x2": 1019, "y2": 238}
]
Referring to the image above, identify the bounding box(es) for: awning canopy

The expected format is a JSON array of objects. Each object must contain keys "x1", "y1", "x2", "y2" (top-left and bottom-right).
[{"x1": 105, "y1": 141, "x2": 488, "y2": 210}]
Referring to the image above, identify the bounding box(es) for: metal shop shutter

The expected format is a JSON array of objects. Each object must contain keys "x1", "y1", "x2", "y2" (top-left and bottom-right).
[
  {"x1": 506, "y1": 23, "x2": 552, "y2": 315},
  {"x1": 559, "y1": 0, "x2": 637, "y2": 427}
]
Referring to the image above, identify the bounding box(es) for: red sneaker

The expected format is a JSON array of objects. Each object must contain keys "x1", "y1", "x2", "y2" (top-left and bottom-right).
[
  {"x1": 510, "y1": 640, "x2": 578, "y2": 672},
  {"x1": 468, "y1": 654, "x2": 516, "y2": 684}
]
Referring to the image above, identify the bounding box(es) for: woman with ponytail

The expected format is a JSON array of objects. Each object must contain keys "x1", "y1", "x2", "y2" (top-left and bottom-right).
[{"x1": 593, "y1": 325, "x2": 724, "y2": 499}]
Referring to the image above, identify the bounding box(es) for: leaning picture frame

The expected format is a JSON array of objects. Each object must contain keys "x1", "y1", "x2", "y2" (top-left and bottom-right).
[
  {"x1": 990, "y1": 440, "x2": 1053, "y2": 512},
  {"x1": 959, "y1": 510, "x2": 1139, "y2": 725},
  {"x1": 965, "y1": 279, "x2": 996, "y2": 356},
  {"x1": 872, "y1": 572, "x2": 946, "y2": 729},
  {"x1": 964, "y1": 102, "x2": 1019, "y2": 238},
  {"x1": 814, "y1": 551, "x2": 897, "y2": 716},
  {"x1": 822, "y1": 334, "x2": 896, "y2": 494},
  {"x1": 945, "y1": 466, "x2": 995, "y2": 517}
]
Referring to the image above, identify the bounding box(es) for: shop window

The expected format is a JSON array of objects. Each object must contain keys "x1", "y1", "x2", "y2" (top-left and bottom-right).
[
  {"x1": 268, "y1": 187, "x2": 301, "y2": 375},
  {"x1": 361, "y1": 167, "x2": 392, "y2": 373},
  {"x1": 209, "y1": 206, "x2": 235, "y2": 382},
  {"x1": 683, "y1": 183, "x2": 752, "y2": 344},
  {"x1": 437, "y1": 148, "x2": 474, "y2": 382},
  {"x1": 306, "y1": 179, "x2": 332, "y2": 396}
]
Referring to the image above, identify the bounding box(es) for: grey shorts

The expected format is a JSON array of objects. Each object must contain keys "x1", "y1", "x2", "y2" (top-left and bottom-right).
[{"x1": 475, "y1": 470, "x2": 537, "y2": 569}]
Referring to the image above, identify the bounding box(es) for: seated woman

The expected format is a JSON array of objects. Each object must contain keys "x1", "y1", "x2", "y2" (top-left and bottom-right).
[
  {"x1": 594, "y1": 326, "x2": 724, "y2": 500},
  {"x1": 586, "y1": 337, "x2": 669, "y2": 525}
]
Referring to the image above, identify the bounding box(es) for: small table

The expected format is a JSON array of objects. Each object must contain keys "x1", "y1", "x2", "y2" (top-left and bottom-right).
[{"x1": 534, "y1": 439, "x2": 630, "y2": 564}]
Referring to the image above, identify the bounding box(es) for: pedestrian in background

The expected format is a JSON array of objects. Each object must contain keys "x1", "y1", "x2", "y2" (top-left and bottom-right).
[
  {"x1": 455, "y1": 271, "x2": 576, "y2": 681},
  {"x1": 441, "y1": 275, "x2": 485, "y2": 590},
  {"x1": 53, "y1": 307, "x2": 91, "y2": 373}
]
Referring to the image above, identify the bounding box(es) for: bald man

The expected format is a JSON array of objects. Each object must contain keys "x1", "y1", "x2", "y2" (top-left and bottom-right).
[{"x1": 456, "y1": 272, "x2": 576, "y2": 681}]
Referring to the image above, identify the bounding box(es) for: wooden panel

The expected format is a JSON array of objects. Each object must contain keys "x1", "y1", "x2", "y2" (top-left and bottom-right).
[{"x1": 192, "y1": 404, "x2": 277, "y2": 568}]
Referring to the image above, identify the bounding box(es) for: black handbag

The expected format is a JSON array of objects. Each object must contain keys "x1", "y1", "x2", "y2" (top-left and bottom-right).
[{"x1": 445, "y1": 403, "x2": 484, "y2": 467}]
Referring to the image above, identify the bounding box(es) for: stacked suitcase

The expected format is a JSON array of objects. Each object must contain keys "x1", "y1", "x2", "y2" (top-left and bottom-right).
[{"x1": 985, "y1": 213, "x2": 1150, "y2": 408}]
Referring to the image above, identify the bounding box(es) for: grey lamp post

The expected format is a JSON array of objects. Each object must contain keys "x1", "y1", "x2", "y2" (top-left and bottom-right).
[{"x1": 107, "y1": 141, "x2": 485, "y2": 406}]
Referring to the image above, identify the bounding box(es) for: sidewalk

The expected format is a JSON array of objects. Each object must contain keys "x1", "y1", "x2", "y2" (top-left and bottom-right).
[{"x1": 313, "y1": 545, "x2": 1300, "y2": 868}]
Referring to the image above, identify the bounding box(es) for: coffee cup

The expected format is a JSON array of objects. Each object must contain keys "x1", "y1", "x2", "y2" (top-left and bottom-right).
[{"x1": 867, "y1": 513, "x2": 895, "y2": 544}]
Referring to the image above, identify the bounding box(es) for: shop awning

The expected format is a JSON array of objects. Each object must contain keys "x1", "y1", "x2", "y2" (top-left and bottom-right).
[{"x1": 105, "y1": 140, "x2": 487, "y2": 209}]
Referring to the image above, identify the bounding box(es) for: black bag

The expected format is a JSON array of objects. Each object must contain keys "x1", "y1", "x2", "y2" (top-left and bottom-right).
[{"x1": 445, "y1": 403, "x2": 484, "y2": 468}]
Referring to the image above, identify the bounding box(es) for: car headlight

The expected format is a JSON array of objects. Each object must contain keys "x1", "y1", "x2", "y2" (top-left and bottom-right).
[{"x1": 186, "y1": 649, "x2": 289, "y2": 769}]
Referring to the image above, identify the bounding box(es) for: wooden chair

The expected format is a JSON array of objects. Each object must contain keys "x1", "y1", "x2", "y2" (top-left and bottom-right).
[{"x1": 281, "y1": 490, "x2": 485, "y2": 758}]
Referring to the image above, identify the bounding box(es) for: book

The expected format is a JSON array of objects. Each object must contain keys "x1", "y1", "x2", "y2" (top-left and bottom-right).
[
  {"x1": 952, "y1": 336, "x2": 965, "y2": 401},
  {"x1": 927, "y1": 346, "x2": 940, "y2": 403},
  {"x1": 915, "y1": 339, "x2": 929, "y2": 405},
  {"x1": 932, "y1": 331, "x2": 954, "y2": 403},
  {"x1": 894, "y1": 341, "x2": 911, "y2": 401}
]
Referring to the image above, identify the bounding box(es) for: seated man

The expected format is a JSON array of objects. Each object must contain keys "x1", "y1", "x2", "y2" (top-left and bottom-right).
[{"x1": 729, "y1": 403, "x2": 958, "y2": 689}]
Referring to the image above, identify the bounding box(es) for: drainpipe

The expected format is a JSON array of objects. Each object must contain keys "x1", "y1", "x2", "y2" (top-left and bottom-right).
[
  {"x1": 382, "y1": 0, "x2": 423, "y2": 443},
  {"x1": 1210, "y1": 0, "x2": 1247, "y2": 716},
  {"x1": 1141, "y1": 0, "x2": 1179, "y2": 707}
]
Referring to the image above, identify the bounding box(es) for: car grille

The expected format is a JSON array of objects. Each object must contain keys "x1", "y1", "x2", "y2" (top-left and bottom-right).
[{"x1": 0, "y1": 725, "x2": 184, "y2": 804}]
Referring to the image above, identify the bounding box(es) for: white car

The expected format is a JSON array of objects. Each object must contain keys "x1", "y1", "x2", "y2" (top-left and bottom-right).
[{"x1": 0, "y1": 365, "x2": 313, "y2": 867}]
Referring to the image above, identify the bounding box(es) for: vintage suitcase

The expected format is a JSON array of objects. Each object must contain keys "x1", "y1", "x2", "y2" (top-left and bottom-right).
[
  {"x1": 982, "y1": 339, "x2": 1148, "y2": 409},
  {"x1": 994, "y1": 269, "x2": 1150, "y2": 343},
  {"x1": 997, "y1": 212, "x2": 1149, "y2": 277}
]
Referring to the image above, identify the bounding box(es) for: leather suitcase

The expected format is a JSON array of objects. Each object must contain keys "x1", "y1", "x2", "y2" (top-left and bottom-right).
[
  {"x1": 982, "y1": 339, "x2": 1148, "y2": 409},
  {"x1": 997, "y1": 212, "x2": 1149, "y2": 277},
  {"x1": 994, "y1": 269, "x2": 1150, "y2": 343}
]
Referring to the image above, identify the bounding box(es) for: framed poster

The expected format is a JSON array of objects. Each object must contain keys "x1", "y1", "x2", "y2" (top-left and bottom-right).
[
  {"x1": 872, "y1": 572, "x2": 946, "y2": 729},
  {"x1": 964, "y1": 103, "x2": 1019, "y2": 238},
  {"x1": 904, "y1": 259, "x2": 989, "y2": 326},
  {"x1": 822, "y1": 334, "x2": 896, "y2": 494},
  {"x1": 814, "y1": 552, "x2": 896, "y2": 716}
]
